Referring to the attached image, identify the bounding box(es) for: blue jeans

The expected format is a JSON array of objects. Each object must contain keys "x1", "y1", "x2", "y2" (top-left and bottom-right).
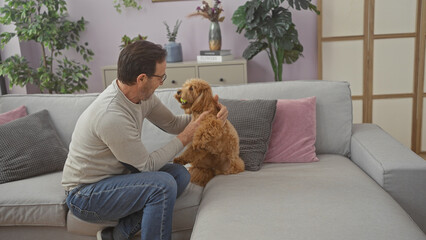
[{"x1": 66, "y1": 163, "x2": 190, "y2": 240}]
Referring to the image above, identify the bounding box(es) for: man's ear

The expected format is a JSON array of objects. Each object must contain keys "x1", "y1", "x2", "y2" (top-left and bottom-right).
[{"x1": 136, "y1": 74, "x2": 147, "y2": 83}]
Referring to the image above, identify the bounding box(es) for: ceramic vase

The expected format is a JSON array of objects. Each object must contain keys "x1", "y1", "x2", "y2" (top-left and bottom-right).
[
  {"x1": 164, "y1": 42, "x2": 183, "y2": 63},
  {"x1": 209, "y1": 21, "x2": 222, "y2": 51}
]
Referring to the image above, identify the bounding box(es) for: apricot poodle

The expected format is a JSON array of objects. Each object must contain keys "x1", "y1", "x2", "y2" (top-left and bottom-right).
[{"x1": 173, "y1": 78, "x2": 245, "y2": 186}]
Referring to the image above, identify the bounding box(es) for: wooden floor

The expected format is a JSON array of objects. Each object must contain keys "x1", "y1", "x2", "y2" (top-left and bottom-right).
[{"x1": 419, "y1": 153, "x2": 426, "y2": 160}]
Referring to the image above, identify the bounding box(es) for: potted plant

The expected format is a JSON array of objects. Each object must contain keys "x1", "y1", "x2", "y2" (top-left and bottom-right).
[
  {"x1": 232, "y1": 0, "x2": 319, "y2": 81},
  {"x1": 0, "y1": 0, "x2": 94, "y2": 94},
  {"x1": 164, "y1": 20, "x2": 183, "y2": 63}
]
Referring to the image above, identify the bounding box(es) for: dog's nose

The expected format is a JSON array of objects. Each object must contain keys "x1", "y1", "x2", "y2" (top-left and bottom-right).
[{"x1": 177, "y1": 90, "x2": 181, "y2": 95}]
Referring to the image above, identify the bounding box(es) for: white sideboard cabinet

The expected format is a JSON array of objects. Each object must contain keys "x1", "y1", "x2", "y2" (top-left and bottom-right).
[{"x1": 101, "y1": 59, "x2": 247, "y2": 89}]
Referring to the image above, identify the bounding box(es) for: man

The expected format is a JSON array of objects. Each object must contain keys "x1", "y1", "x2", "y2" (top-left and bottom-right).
[{"x1": 62, "y1": 40, "x2": 228, "y2": 240}]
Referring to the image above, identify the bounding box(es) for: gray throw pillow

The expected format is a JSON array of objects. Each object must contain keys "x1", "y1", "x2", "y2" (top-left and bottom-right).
[
  {"x1": 220, "y1": 99, "x2": 277, "y2": 171},
  {"x1": 0, "y1": 110, "x2": 68, "y2": 184}
]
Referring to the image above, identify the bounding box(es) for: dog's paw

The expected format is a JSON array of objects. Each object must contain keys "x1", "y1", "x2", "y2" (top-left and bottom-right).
[
  {"x1": 173, "y1": 157, "x2": 186, "y2": 165},
  {"x1": 190, "y1": 168, "x2": 215, "y2": 187}
]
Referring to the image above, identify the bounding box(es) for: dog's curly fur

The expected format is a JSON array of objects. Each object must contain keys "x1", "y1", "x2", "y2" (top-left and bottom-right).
[{"x1": 173, "y1": 78, "x2": 245, "y2": 186}]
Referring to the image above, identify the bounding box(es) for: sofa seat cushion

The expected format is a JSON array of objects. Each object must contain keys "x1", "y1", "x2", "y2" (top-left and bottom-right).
[
  {"x1": 67, "y1": 182, "x2": 203, "y2": 236},
  {"x1": 0, "y1": 172, "x2": 67, "y2": 227},
  {"x1": 191, "y1": 154, "x2": 425, "y2": 240},
  {"x1": 172, "y1": 182, "x2": 204, "y2": 232}
]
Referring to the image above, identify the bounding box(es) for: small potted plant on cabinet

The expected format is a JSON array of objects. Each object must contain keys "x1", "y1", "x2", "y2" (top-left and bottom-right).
[{"x1": 164, "y1": 20, "x2": 183, "y2": 63}]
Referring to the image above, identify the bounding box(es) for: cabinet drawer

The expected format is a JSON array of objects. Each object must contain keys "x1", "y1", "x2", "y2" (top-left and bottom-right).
[
  {"x1": 198, "y1": 64, "x2": 246, "y2": 86},
  {"x1": 163, "y1": 67, "x2": 196, "y2": 88}
]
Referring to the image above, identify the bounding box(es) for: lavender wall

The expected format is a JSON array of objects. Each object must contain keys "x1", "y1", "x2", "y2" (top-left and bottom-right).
[{"x1": 13, "y1": 0, "x2": 318, "y2": 93}]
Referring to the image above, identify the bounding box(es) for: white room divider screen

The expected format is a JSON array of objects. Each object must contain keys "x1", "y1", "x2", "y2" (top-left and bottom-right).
[{"x1": 318, "y1": 0, "x2": 426, "y2": 157}]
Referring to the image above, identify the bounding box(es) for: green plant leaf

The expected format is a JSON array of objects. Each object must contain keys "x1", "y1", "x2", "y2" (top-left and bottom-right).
[
  {"x1": 245, "y1": 1, "x2": 263, "y2": 23},
  {"x1": 119, "y1": 34, "x2": 147, "y2": 49},
  {"x1": 264, "y1": 7, "x2": 291, "y2": 40},
  {"x1": 263, "y1": 0, "x2": 281, "y2": 10},
  {"x1": 288, "y1": 0, "x2": 319, "y2": 13},
  {"x1": 0, "y1": 55, "x2": 37, "y2": 88},
  {"x1": 114, "y1": 0, "x2": 142, "y2": 13},
  {"x1": 308, "y1": 3, "x2": 320, "y2": 15},
  {"x1": 164, "y1": 19, "x2": 182, "y2": 42},
  {"x1": 0, "y1": 32, "x2": 16, "y2": 48},
  {"x1": 242, "y1": 41, "x2": 268, "y2": 60},
  {"x1": 283, "y1": 47, "x2": 302, "y2": 64},
  {"x1": 232, "y1": 5, "x2": 247, "y2": 34}
]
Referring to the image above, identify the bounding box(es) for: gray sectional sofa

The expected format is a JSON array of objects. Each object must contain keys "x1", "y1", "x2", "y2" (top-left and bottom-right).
[{"x1": 0, "y1": 80, "x2": 425, "y2": 240}]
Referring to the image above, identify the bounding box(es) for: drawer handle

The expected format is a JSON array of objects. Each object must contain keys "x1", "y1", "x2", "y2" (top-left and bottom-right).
[
  {"x1": 219, "y1": 78, "x2": 224, "y2": 82},
  {"x1": 171, "y1": 80, "x2": 177, "y2": 84}
]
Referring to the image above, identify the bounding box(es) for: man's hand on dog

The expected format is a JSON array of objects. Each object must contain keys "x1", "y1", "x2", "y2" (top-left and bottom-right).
[
  {"x1": 178, "y1": 111, "x2": 210, "y2": 146},
  {"x1": 214, "y1": 95, "x2": 228, "y2": 126}
]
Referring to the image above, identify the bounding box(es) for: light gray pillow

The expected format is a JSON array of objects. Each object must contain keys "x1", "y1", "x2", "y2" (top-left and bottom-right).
[
  {"x1": 0, "y1": 110, "x2": 68, "y2": 184},
  {"x1": 220, "y1": 99, "x2": 277, "y2": 171}
]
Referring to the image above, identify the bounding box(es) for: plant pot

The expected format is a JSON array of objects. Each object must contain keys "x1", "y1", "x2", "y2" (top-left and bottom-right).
[
  {"x1": 209, "y1": 21, "x2": 222, "y2": 51},
  {"x1": 164, "y1": 42, "x2": 183, "y2": 63}
]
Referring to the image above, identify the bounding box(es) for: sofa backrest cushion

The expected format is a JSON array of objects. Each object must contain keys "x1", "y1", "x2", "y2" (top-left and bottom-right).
[
  {"x1": 0, "y1": 110, "x2": 68, "y2": 183},
  {"x1": 220, "y1": 99, "x2": 277, "y2": 171},
  {"x1": 146, "y1": 80, "x2": 352, "y2": 157},
  {"x1": 0, "y1": 94, "x2": 98, "y2": 147},
  {"x1": 212, "y1": 81, "x2": 353, "y2": 156},
  {"x1": 0, "y1": 105, "x2": 27, "y2": 125},
  {"x1": 264, "y1": 96, "x2": 319, "y2": 163}
]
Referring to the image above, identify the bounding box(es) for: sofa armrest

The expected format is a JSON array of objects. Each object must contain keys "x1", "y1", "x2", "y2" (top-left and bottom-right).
[{"x1": 351, "y1": 123, "x2": 426, "y2": 233}]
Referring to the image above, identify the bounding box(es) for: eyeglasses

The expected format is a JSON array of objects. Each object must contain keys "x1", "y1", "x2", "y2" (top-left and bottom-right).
[{"x1": 150, "y1": 74, "x2": 167, "y2": 83}]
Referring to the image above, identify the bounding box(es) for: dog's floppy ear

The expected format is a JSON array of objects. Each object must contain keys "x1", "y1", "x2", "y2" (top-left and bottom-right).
[{"x1": 191, "y1": 86, "x2": 213, "y2": 113}]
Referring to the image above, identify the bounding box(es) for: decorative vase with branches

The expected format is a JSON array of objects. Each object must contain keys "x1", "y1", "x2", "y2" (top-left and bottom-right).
[
  {"x1": 0, "y1": 0, "x2": 94, "y2": 93},
  {"x1": 189, "y1": 0, "x2": 224, "y2": 51},
  {"x1": 164, "y1": 20, "x2": 183, "y2": 63},
  {"x1": 232, "y1": 0, "x2": 319, "y2": 81}
]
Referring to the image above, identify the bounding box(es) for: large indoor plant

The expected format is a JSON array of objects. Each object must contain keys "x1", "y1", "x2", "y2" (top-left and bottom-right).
[
  {"x1": 0, "y1": 0, "x2": 94, "y2": 94},
  {"x1": 232, "y1": 0, "x2": 319, "y2": 81}
]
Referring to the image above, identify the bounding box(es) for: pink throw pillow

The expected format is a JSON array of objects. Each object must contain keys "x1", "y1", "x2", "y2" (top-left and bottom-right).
[
  {"x1": 0, "y1": 105, "x2": 28, "y2": 125},
  {"x1": 264, "y1": 97, "x2": 319, "y2": 163}
]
